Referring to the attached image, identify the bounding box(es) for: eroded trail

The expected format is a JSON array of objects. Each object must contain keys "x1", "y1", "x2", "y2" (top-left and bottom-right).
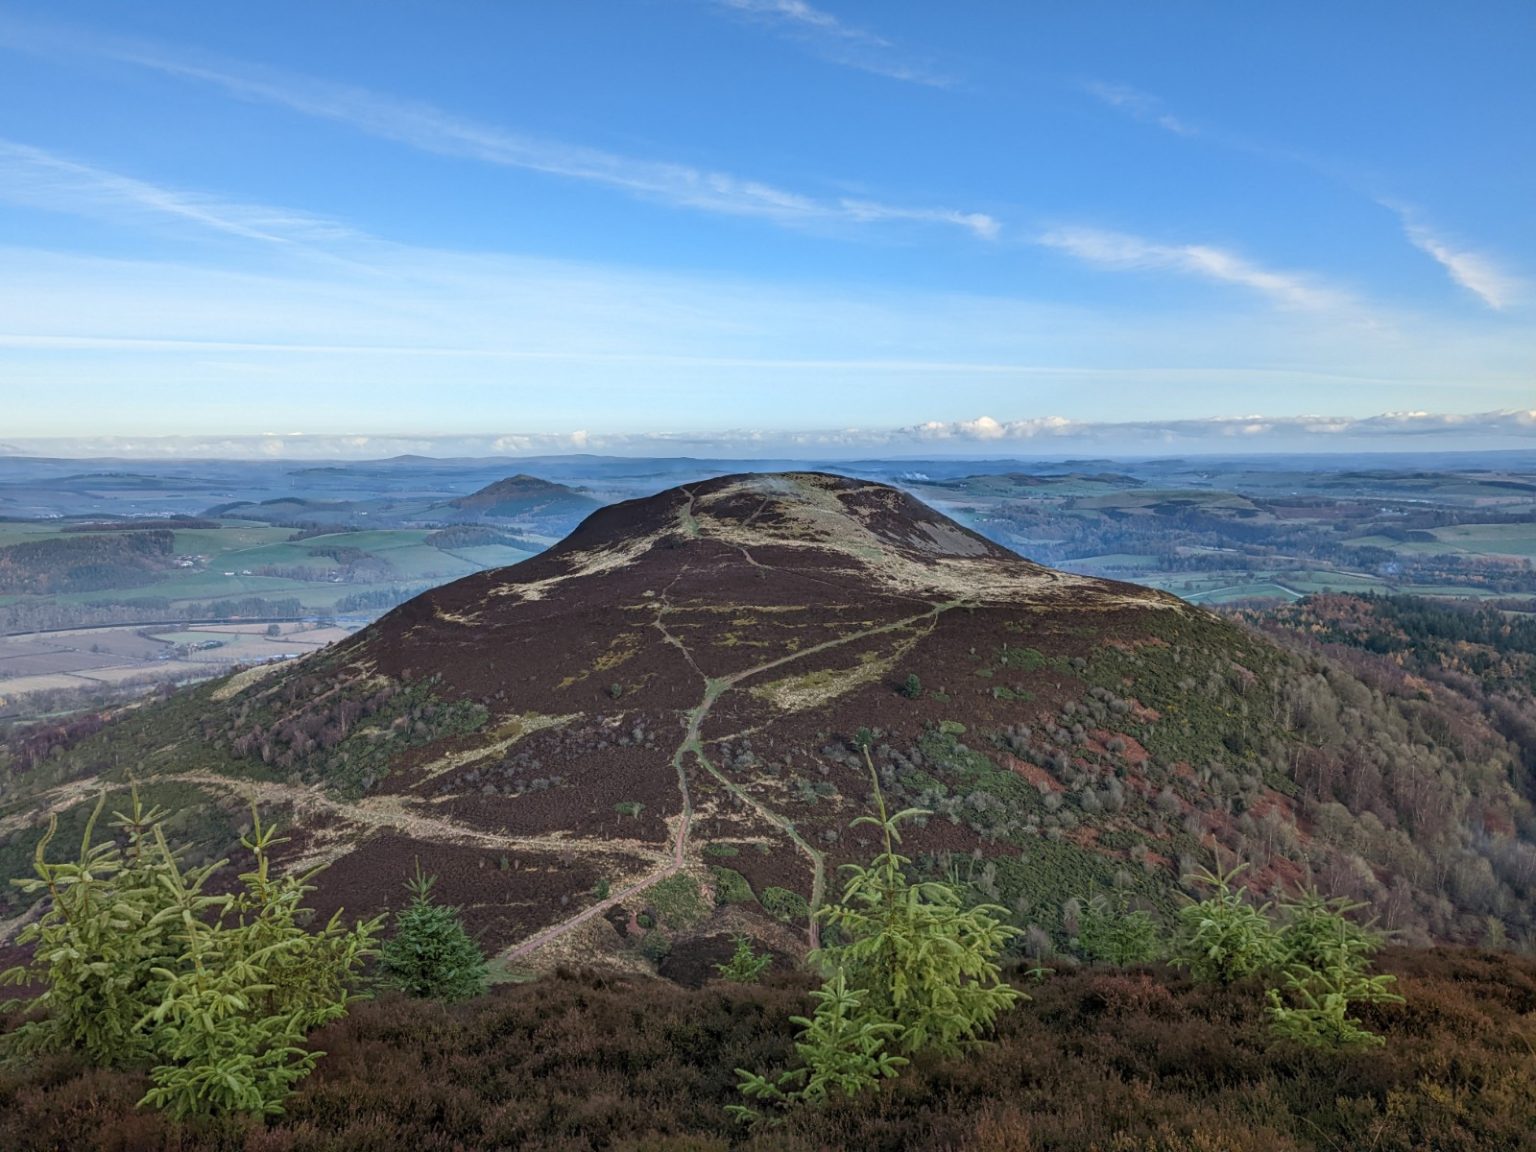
[
  {"x1": 2, "y1": 771, "x2": 667, "y2": 868},
  {"x1": 502, "y1": 582, "x2": 966, "y2": 961},
  {"x1": 503, "y1": 492, "x2": 705, "y2": 961},
  {"x1": 3, "y1": 494, "x2": 968, "y2": 962},
  {"x1": 0, "y1": 766, "x2": 667, "y2": 948}
]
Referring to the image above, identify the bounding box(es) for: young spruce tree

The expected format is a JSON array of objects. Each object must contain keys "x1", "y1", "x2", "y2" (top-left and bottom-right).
[
  {"x1": 816, "y1": 749, "x2": 1020, "y2": 1056},
  {"x1": 379, "y1": 862, "x2": 488, "y2": 1002},
  {"x1": 1266, "y1": 891, "x2": 1402, "y2": 1048},
  {"x1": 1168, "y1": 861, "x2": 1280, "y2": 984},
  {"x1": 735, "y1": 747, "x2": 1018, "y2": 1121},
  {"x1": 0, "y1": 791, "x2": 380, "y2": 1118}
]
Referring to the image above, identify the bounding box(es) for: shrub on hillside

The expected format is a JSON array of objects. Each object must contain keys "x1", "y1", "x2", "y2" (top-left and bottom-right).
[
  {"x1": 760, "y1": 886, "x2": 810, "y2": 925},
  {"x1": 1267, "y1": 891, "x2": 1402, "y2": 1047},
  {"x1": 1076, "y1": 891, "x2": 1163, "y2": 966},
  {"x1": 736, "y1": 750, "x2": 1019, "y2": 1120},
  {"x1": 0, "y1": 792, "x2": 379, "y2": 1117},
  {"x1": 379, "y1": 864, "x2": 488, "y2": 1003},
  {"x1": 715, "y1": 935, "x2": 773, "y2": 984},
  {"x1": 1169, "y1": 862, "x2": 1280, "y2": 984}
]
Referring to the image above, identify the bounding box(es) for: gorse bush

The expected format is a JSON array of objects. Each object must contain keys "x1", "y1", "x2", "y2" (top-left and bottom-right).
[
  {"x1": 760, "y1": 885, "x2": 810, "y2": 925},
  {"x1": 647, "y1": 874, "x2": 705, "y2": 928},
  {"x1": 379, "y1": 863, "x2": 488, "y2": 1003},
  {"x1": 0, "y1": 790, "x2": 379, "y2": 1117},
  {"x1": 709, "y1": 865, "x2": 755, "y2": 906}
]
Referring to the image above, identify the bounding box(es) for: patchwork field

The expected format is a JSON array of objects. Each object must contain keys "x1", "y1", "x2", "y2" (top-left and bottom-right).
[
  {"x1": 915, "y1": 458, "x2": 1536, "y2": 606},
  {"x1": 0, "y1": 620, "x2": 359, "y2": 710}
]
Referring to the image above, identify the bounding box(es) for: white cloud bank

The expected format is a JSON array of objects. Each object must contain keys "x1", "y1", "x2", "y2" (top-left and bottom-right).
[{"x1": 5, "y1": 410, "x2": 1533, "y2": 461}]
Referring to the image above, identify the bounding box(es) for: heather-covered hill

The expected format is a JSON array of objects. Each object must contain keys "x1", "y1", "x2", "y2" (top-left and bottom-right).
[{"x1": 2, "y1": 474, "x2": 1533, "y2": 974}]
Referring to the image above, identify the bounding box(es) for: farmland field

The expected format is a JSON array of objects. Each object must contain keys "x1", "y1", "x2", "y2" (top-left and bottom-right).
[
  {"x1": 0, "y1": 619, "x2": 360, "y2": 711},
  {"x1": 914, "y1": 456, "x2": 1536, "y2": 608}
]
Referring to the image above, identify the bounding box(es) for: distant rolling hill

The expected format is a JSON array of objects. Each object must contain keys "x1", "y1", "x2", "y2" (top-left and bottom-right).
[
  {"x1": 2, "y1": 473, "x2": 1531, "y2": 977},
  {"x1": 441, "y1": 473, "x2": 601, "y2": 530},
  {"x1": 203, "y1": 473, "x2": 600, "y2": 538}
]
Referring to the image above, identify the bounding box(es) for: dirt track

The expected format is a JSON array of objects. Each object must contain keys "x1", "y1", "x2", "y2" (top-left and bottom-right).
[{"x1": 503, "y1": 493, "x2": 969, "y2": 959}]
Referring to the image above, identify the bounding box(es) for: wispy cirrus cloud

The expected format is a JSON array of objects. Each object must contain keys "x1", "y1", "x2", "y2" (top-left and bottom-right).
[
  {"x1": 1036, "y1": 225, "x2": 1352, "y2": 312},
  {"x1": 0, "y1": 17, "x2": 989, "y2": 238},
  {"x1": 120, "y1": 54, "x2": 993, "y2": 234},
  {"x1": 1080, "y1": 79, "x2": 1528, "y2": 313},
  {"x1": 1385, "y1": 204, "x2": 1523, "y2": 311},
  {"x1": 715, "y1": 0, "x2": 886, "y2": 45},
  {"x1": 1083, "y1": 81, "x2": 1196, "y2": 136},
  {"x1": 0, "y1": 138, "x2": 358, "y2": 252},
  {"x1": 709, "y1": 0, "x2": 953, "y2": 86}
]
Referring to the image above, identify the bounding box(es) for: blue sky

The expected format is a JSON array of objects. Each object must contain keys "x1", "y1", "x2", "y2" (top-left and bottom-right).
[{"x1": 0, "y1": 1, "x2": 1532, "y2": 457}]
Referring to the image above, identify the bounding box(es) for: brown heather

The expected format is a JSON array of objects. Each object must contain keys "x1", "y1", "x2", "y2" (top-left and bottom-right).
[{"x1": 2, "y1": 947, "x2": 1534, "y2": 1152}]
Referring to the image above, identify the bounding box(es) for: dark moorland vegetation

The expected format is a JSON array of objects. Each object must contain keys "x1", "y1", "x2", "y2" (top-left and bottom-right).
[
  {"x1": 1, "y1": 949, "x2": 1532, "y2": 1151},
  {"x1": 5, "y1": 580, "x2": 1535, "y2": 953}
]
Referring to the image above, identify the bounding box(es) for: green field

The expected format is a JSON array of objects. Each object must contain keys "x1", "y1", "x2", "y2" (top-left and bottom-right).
[
  {"x1": 170, "y1": 524, "x2": 294, "y2": 553},
  {"x1": 1427, "y1": 523, "x2": 1536, "y2": 558},
  {"x1": 1347, "y1": 523, "x2": 1536, "y2": 559},
  {"x1": 1184, "y1": 582, "x2": 1302, "y2": 604},
  {"x1": 1070, "y1": 489, "x2": 1265, "y2": 514},
  {"x1": 1277, "y1": 571, "x2": 1391, "y2": 592},
  {"x1": 0, "y1": 522, "x2": 71, "y2": 547},
  {"x1": 1143, "y1": 569, "x2": 1397, "y2": 605},
  {"x1": 1, "y1": 519, "x2": 546, "y2": 626},
  {"x1": 1058, "y1": 553, "x2": 1160, "y2": 569}
]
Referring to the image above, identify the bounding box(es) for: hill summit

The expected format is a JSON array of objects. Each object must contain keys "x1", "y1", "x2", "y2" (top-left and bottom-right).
[
  {"x1": 4, "y1": 473, "x2": 1531, "y2": 975},
  {"x1": 447, "y1": 474, "x2": 599, "y2": 523}
]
